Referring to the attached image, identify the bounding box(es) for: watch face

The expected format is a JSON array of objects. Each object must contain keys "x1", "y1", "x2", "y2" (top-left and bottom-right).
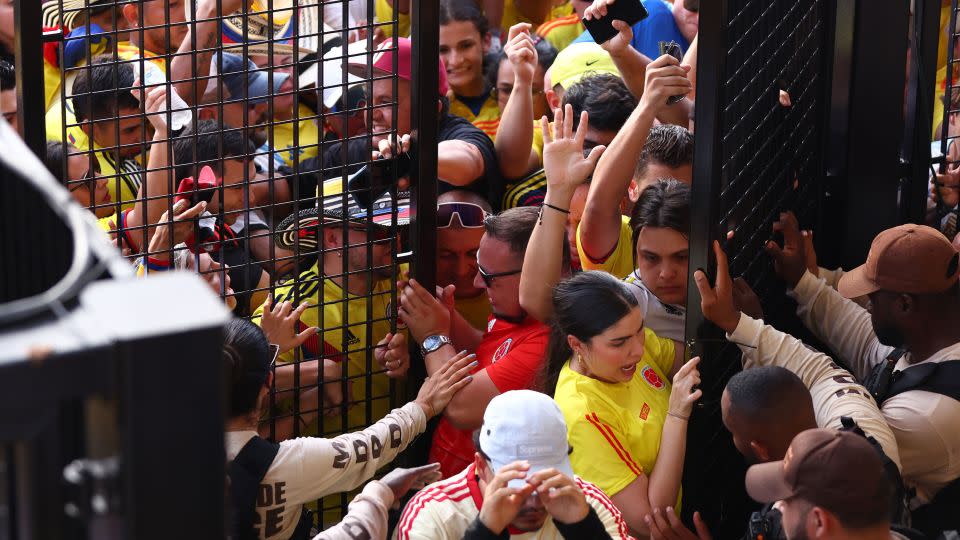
[{"x1": 424, "y1": 335, "x2": 441, "y2": 350}]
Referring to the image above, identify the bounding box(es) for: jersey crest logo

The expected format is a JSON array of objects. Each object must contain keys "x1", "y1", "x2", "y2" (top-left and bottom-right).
[
  {"x1": 639, "y1": 403, "x2": 650, "y2": 420},
  {"x1": 488, "y1": 318, "x2": 497, "y2": 332},
  {"x1": 492, "y1": 338, "x2": 513, "y2": 363},
  {"x1": 641, "y1": 366, "x2": 665, "y2": 390}
]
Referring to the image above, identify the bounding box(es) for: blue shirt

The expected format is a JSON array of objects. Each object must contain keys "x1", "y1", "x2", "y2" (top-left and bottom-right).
[{"x1": 572, "y1": 0, "x2": 688, "y2": 60}]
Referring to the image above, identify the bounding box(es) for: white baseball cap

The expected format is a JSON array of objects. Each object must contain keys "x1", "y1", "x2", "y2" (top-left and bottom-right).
[{"x1": 478, "y1": 390, "x2": 575, "y2": 488}]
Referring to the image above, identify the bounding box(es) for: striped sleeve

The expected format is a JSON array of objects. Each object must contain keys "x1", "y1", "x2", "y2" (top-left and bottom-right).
[
  {"x1": 394, "y1": 474, "x2": 473, "y2": 540},
  {"x1": 568, "y1": 411, "x2": 643, "y2": 497},
  {"x1": 576, "y1": 478, "x2": 633, "y2": 540}
]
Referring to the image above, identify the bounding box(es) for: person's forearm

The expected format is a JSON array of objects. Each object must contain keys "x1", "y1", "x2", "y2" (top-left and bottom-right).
[
  {"x1": 581, "y1": 104, "x2": 656, "y2": 259},
  {"x1": 438, "y1": 140, "x2": 485, "y2": 186},
  {"x1": 495, "y1": 81, "x2": 535, "y2": 179},
  {"x1": 647, "y1": 416, "x2": 686, "y2": 509},
  {"x1": 129, "y1": 130, "x2": 171, "y2": 253},
  {"x1": 519, "y1": 187, "x2": 575, "y2": 322},
  {"x1": 554, "y1": 507, "x2": 613, "y2": 540},
  {"x1": 450, "y1": 307, "x2": 484, "y2": 352},
  {"x1": 788, "y1": 270, "x2": 891, "y2": 380},
  {"x1": 608, "y1": 47, "x2": 650, "y2": 100},
  {"x1": 170, "y1": 3, "x2": 220, "y2": 106},
  {"x1": 682, "y1": 34, "x2": 697, "y2": 100},
  {"x1": 423, "y1": 343, "x2": 458, "y2": 375},
  {"x1": 274, "y1": 360, "x2": 322, "y2": 391},
  {"x1": 312, "y1": 481, "x2": 394, "y2": 540}
]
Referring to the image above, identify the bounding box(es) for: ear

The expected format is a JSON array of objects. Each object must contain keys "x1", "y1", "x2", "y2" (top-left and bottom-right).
[
  {"x1": 121, "y1": 3, "x2": 138, "y2": 26},
  {"x1": 627, "y1": 179, "x2": 641, "y2": 202},
  {"x1": 323, "y1": 227, "x2": 343, "y2": 249},
  {"x1": 566, "y1": 335, "x2": 585, "y2": 356},
  {"x1": 545, "y1": 88, "x2": 561, "y2": 111},
  {"x1": 474, "y1": 453, "x2": 488, "y2": 475},
  {"x1": 749, "y1": 440, "x2": 770, "y2": 462},
  {"x1": 198, "y1": 107, "x2": 215, "y2": 121},
  {"x1": 809, "y1": 506, "x2": 829, "y2": 538}
]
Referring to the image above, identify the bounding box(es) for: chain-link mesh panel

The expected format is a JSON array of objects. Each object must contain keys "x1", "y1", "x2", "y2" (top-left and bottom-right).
[
  {"x1": 40, "y1": 0, "x2": 429, "y2": 530},
  {"x1": 686, "y1": 0, "x2": 828, "y2": 535},
  {"x1": 935, "y1": 0, "x2": 960, "y2": 238}
]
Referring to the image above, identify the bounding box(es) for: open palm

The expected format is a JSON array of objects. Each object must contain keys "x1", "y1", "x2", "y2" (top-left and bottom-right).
[{"x1": 541, "y1": 104, "x2": 606, "y2": 193}]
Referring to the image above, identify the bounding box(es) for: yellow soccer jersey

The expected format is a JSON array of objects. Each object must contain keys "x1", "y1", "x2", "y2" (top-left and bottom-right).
[
  {"x1": 44, "y1": 59, "x2": 63, "y2": 111},
  {"x1": 271, "y1": 103, "x2": 320, "y2": 168},
  {"x1": 449, "y1": 93, "x2": 501, "y2": 141},
  {"x1": 46, "y1": 100, "x2": 143, "y2": 210},
  {"x1": 554, "y1": 327, "x2": 676, "y2": 497},
  {"x1": 252, "y1": 263, "x2": 407, "y2": 436},
  {"x1": 374, "y1": 0, "x2": 411, "y2": 38},
  {"x1": 536, "y1": 13, "x2": 584, "y2": 52},
  {"x1": 575, "y1": 215, "x2": 634, "y2": 279},
  {"x1": 502, "y1": 0, "x2": 574, "y2": 34}
]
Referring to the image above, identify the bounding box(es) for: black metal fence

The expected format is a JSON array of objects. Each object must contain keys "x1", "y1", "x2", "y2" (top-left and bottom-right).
[
  {"x1": 686, "y1": 0, "x2": 832, "y2": 535},
  {"x1": 12, "y1": 0, "x2": 438, "y2": 530}
]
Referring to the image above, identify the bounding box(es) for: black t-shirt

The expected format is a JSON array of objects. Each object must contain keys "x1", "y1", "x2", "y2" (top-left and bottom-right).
[{"x1": 286, "y1": 113, "x2": 501, "y2": 210}]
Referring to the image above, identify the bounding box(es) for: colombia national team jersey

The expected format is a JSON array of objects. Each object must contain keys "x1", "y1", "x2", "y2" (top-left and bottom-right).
[
  {"x1": 429, "y1": 314, "x2": 550, "y2": 478},
  {"x1": 554, "y1": 327, "x2": 679, "y2": 499},
  {"x1": 448, "y1": 92, "x2": 502, "y2": 141},
  {"x1": 252, "y1": 263, "x2": 407, "y2": 437}
]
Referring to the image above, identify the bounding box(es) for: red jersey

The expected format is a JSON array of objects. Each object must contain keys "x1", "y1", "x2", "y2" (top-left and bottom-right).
[{"x1": 429, "y1": 315, "x2": 550, "y2": 477}]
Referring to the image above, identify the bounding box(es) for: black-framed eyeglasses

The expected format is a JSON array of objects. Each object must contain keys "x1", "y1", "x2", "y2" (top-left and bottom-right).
[
  {"x1": 68, "y1": 167, "x2": 98, "y2": 194},
  {"x1": 477, "y1": 261, "x2": 522, "y2": 287}
]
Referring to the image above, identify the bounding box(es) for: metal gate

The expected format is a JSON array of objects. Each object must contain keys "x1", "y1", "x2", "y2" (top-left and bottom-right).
[{"x1": 13, "y1": 0, "x2": 439, "y2": 530}]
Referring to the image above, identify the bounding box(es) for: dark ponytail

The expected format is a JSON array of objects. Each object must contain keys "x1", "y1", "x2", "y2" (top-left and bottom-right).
[
  {"x1": 539, "y1": 271, "x2": 639, "y2": 395},
  {"x1": 223, "y1": 318, "x2": 272, "y2": 418}
]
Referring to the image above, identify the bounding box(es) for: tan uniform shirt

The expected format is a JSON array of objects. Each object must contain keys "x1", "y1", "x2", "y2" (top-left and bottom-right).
[
  {"x1": 789, "y1": 270, "x2": 960, "y2": 503},
  {"x1": 728, "y1": 312, "x2": 901, "y2": 470},
  {"x1": 226, "y1": 402, "x2": 426, "y2": 540}
]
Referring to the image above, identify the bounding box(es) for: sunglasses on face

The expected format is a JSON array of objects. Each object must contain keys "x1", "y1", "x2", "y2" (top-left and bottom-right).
[
  {"x1": 69, "y1": 166, "x2": 99, "y2": 195},
  {"x1": 438, "y1": 202, "x2": 487, "y2": 229},
  {"x1": 477, "y1": 261, "x2": 522, "y2": 287}
]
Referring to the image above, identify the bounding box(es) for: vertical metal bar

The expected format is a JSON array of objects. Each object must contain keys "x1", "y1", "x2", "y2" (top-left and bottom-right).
[
  {"x1": 411, "y1": 0, "x2": 440, "y2": 296},
  {"x1": 901, "y1": 0, "x2": 941, "y2": 225},
  {"x1": 14, "y1": 0, "x2": 46, "y2": 157}
]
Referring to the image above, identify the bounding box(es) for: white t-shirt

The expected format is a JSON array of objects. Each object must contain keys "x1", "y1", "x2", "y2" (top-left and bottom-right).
[
  {"x1": 623, "y1": 270, "x2": 686, "y2": 342},
  {"x1": 226, "y1": 402, "x2": 426, "y2": 540}
]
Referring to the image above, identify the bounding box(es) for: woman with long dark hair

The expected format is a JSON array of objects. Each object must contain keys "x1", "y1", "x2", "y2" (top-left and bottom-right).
[
  {"x1": 543, "y1": 271, "x2": 701, "y2": 537},
  {"x1": 223, "y1": 318, "x2": 477, "y2": 540}
]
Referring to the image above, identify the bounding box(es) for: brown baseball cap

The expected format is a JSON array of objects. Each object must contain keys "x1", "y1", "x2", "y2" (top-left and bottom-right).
[
  {"x1": 837, "y1": 224, "x2": 960, "y2": 298},
  {"x1": 745, "y1": 429, "x2": 890, "y2": 517}
]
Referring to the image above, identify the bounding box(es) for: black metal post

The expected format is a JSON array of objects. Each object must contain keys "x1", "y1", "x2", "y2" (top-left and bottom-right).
[
  {"x1": 901, "y1": 0, "x2": 941, "y2": 225},
  {"x1": 13, "y1": 0, "x2": 46, "y2": 158}
]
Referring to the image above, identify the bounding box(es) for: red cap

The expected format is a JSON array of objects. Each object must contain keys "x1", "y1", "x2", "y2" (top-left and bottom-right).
[{"x1": 349, "y1": 37, "x2": 448, "y2": 97}]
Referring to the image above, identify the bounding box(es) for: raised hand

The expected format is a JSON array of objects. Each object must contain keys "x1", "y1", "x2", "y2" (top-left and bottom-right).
[
  {"x1": 135, "y1": 84, "x2": 170, "y2": 135},
  {"x1": 692, "y1": 240, "x2": 741, "y2": 333},
  {"x1": 638, "y1": 54, "x2": 692, "y2": 113},
  {"x1": 146, "y1": 198, "x2": 207, "y2": 260},
  {"x1": 646, "y1": 507, "x2": 712, "y2": 540},
  {"x1": 375, "y1": 332, "x2": 409, "y2": 378},
  {"x1": 668, "y1": 356, "x2": 702, "y2": 419},
  {"x1": 541, "y1": 104, "x2": 606, "y2": 198},
  {"x1": 504, "y1": 23, "x2": 537, "y2": 86},
  {"x1": 398, "y1": 278, "x2": 452, "y2": 344},
  {"x1": 380, "y1": 463, "x2": 443, "y2": 508},
  {"x1": 413, "y1": 350, "x2": 477, "y2": 418},
  {"x1": 259, "y1": 293, "x2": 317, "y2": 354},
  {"x1": 478, "y1": 461, "x2": 536, "y2": 534},
  {"x1": 764, "y1": 211, "x2": 808, "y2": 288},
  {"x1": 528, "y1": 468, "x2": 589, "y2": 525}
]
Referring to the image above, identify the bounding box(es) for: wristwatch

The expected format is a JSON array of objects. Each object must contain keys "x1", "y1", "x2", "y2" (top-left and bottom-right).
[{"x1": 420, "y1": 334, "x2": 453, "y2": 356}]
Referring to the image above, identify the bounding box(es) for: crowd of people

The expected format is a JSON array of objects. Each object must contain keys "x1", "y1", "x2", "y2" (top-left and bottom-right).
[{"x1": 6, "y1": 0, "x2": 960, "y2": 537}]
